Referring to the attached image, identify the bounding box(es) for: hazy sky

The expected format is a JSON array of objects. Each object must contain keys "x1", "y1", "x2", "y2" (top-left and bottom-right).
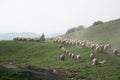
[{"x1": 0, "y1": 0, "x2": 120, "y2": 35}]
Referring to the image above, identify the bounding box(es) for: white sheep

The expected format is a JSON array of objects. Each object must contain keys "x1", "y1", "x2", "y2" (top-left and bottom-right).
[
  {"x1": 106, "y1": 44, "x2": 111, "y2": 49},
  {"x1": 61, "y1": 47, "x2": 66, "y2": 52},
  {"x1": 90, "y1": 44, "x2": 95, "y2": 49},
  {"x1": 90, "y1": 53, "x2": 94, "y2": 60},
  {"x1": 95, "y1": 47, "x2": 99, "y2": 52},
  {"x1": 68, "y1": 52, "x2": 72, "y2": 57},
  {"x1": 60, "y1": 54, "x2": 65, "y2": 60},
  {"x1": 113, "y1": 49, "x2": 118, "y2": 55},
  {"x1": 92, "y1": 58, "x2": 98, "y2": 65},
  {"x1": 71, "y1": 53, "x2": 75, "y2": 58},
  {"x1": 103, "y1": 45, "x2": 107, "y2": 51},
  {"x1": 65, "y1": 49, "x2": 69, "y2": 54},
  {"x1": 76, "y1": 55, "x2": 81, "y2": 60}
]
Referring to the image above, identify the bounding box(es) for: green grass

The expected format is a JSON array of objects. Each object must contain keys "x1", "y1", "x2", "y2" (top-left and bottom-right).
[
  {"x1": 0, "y1": 18, "x2": 120, "y2": 80},
  {"x1": 0, "y1": 40, "x2": 120, "y2": 80},
  {"x1": 63, "y1": 18, "x2": 120, "y2": 50},
  {"x1": 0, "y1": 70, "x2": 34, "y2": 80}
]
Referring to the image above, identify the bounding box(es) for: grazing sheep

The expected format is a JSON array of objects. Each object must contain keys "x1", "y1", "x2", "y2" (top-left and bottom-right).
[
  {"x1": 61, "y1": 47, "x2": 66, "y2": 52},
  {"x1": 81, "y1": 42, "x2": 85, "y2": 47},
  {"x1": 60, "y1": 54, "x2": 65, "y2": 60},
  {"x1": 76, "y1": 55, "x2": 81, "y2": 60},
  {"x1": 79, "y1": 41, "x2": 82, "y2": 45},
  {"x1": 90, "y1": 53, "x2": 94, "y2": 60},
  {"x1": 96, "y1": 44, "x2": 99, "y2": 48},
  {"x1": 103, "y1": 45, "x2": 107, "y2": 51},
  {"x1": 65, "y1": 49, "x2": 69, "y2": 54},
  {"x1": 90, "y1": 44, "x2": 95, "y2": 49},
  {"x1": 113, "y1": 49, "x2": 118, "y2": 55},
  {"x1": 68, "y1": 52, "x2": 72, "y2": 57},
  {"x1": 98, "y1": 47, "x2": 102, "y2": 53},
  {"x1": 95, "y1": 47, "x2": 99, "y2": 52},
  {"x1": 92, "y1": 58, "x2": 98, "y2": 65},
  {"x1": 75, "y1": 41, "x2": 79, "y2": 45},
  {"x1": 98, "y1": 60, "x2": 106, "y2": 64},
  {"x1": 71, "y1": 53, "x2": 75, "y2": 58},
  {"x1": 103, "y1": 44, "x2": 111, "y2": 50},
  {"x1": 100, "y1": 45, "x2": 104, "y2": 52},
  {"x1": 53, "y1": 69, "x2": 57, "y2": 73},
  {"x1": 68, "y1": 41, "x2": 72, "y2": 45},
  {"x1": 106, "y1": 44, "x2": 111, "y2": 49}
]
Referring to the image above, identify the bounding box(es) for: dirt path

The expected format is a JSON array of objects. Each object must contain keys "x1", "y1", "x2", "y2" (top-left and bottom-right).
[{"x1": 0, "y1": 63, "x2": 85, "y2": 80}]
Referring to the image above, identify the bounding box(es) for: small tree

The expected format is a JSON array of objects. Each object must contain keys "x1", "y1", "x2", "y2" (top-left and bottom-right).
[
  {"x1": 40, "y1": 33, "x2": 45, "y2": 42},
  {"x1": 92, "y1": 21, "x2": 104, "y2": 26}
]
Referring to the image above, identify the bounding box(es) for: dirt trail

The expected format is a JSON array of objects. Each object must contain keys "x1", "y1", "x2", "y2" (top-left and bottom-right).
[{"x1": 0, "y1": 63, "x2": 85, "y2": 80}]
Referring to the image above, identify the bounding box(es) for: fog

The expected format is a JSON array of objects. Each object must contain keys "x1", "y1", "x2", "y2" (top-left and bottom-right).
[{"x1": 0, "y1": 0, "x2": 120, "y2": 35}]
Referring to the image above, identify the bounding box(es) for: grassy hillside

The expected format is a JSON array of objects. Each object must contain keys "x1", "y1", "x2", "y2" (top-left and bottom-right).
[
  {"x1": 0, "y1": 40, "x2": 120, "y2": 80},
  {"x1": 0, "y1": 19, "x2": 120, "y2": 80},
  {"x1": 63, "y1": 19, "x2": 120, "y2": 50}
]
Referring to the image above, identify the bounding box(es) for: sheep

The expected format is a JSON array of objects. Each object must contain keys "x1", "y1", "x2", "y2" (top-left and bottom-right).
[
  {"x1": 90, "y1": 44, "x2": 95, "y2": 49},
  {"x1": 61, "y1": 47, "x2": 66, "y2": 52},
  {"x1": 106, "y1": 44, "x2": 111, "y2": 49},
  {"x1": 90, "y1": 53, "x2": 94, "y2": 60},
  {"x1": 98, "y1": 47, "x2": 102, "y2": 53},
  {"x1": 98, "y1": 60, "x2": 106, "y2": 64},
  {"x1": 68, "y1": 40, "x2": 72, "y2": 45},
  {"x1": 68, "y1": 52, "x2": 72, "y2": 57},
  {"x1": 102, "y1": 44, "x2": 111, "y2": 50},
  {"x1": 76, "y1": 55, "x2": 81, "y2": 60},
  {"x1": 53, "y1": 69, "x2": 57, "y2": 73},
  {"x1": 103, "y1": 45, "x2": 107, "y2": 51},
  {"x1": 71, "y1": 41, "x2": 75, "y2": 45},
  {"x1": 100, "y1": 45, "x2": 104, "y2": 52},
  {"x1": 96, "y1": 44, "x2": 99, "y2": 48},
  {"x1": 60, "y1": 54, "x2": 65, "y2": 60},
  {"x1": 65, "y1": 49, "x2": 69, "y2": 55},
  {"x1": 75, "y1": 41, "x2": 79, "y2": 46},
  {"x1": 65, "y1": 40, "x2": 69, "y2": 45},
  {"x1": 79, "y1": 41, "x2": 82, "y2": 45},
  {"x1": 113, "y1": 49, "x2": 118, "y2": 55},
  {"x1": 71, "y1": 53, "x2": 75, "y2": 58},
  {"x1": 86, "y1": 41, "x2": 91, "y2": 48},
  {"x1": 81, "y1": 42, "x2": 85, "y2": 47},
  {"x1": 95, "y1": 47, "x2": 99, "y2": 52},
  {"x1": 92, "y1": 58, "x2": 98, "y2": 65}
]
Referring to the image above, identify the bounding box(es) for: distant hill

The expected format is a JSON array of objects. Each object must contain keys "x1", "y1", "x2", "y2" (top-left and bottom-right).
[
  {"x1": 0, "y1": 32, "x2": 40, "y2": 40},
  {"x1": 0, "y1": 32, "x2": 63, "y2": 40},
  {"x1": 63, "y1": 18, "x2": 120, "y2": 49}
]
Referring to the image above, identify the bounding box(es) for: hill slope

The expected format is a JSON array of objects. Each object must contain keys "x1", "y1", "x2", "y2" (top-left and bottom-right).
[
  {"x1": 0, "y1": 19, "x2": 120, "y2": 80},
  {"x1": 63, "y1": 18, "x2": 120, "y2": 49},
  {"x1": 0, "y1": 40, "x2": 120, "y2": 80}
]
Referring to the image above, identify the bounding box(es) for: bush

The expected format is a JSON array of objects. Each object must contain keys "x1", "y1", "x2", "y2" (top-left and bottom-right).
[
  {"x1": 92, "y1": 21, "x2": 104, "y2": 26},
  {"x1": 66, "y1": 25, "x2": 85, "y2": 34}
]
